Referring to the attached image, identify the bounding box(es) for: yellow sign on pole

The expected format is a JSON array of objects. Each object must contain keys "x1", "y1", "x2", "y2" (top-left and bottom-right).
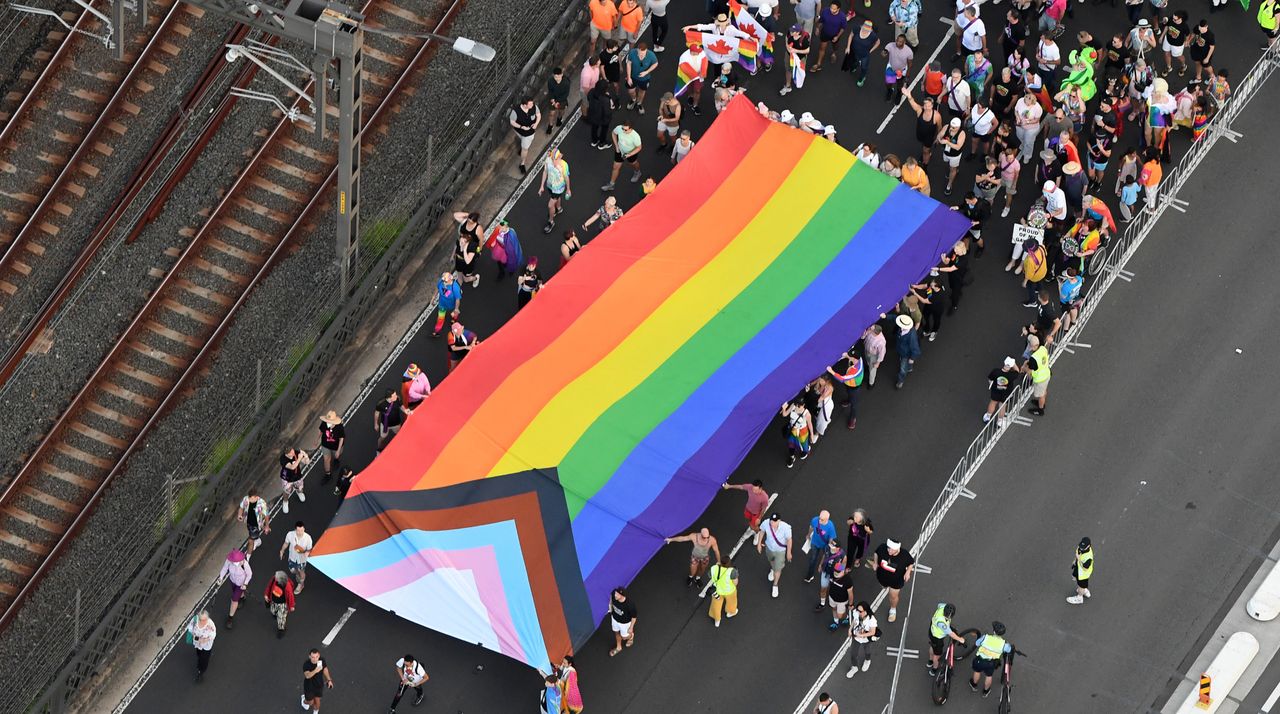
[{"x1": 339, "y1": 191, "x2": 347, "y2": 215}]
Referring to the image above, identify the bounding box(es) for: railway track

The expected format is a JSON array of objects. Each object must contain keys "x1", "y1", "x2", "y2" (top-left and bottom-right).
[
  {"x1": 0, "y1": 0, "x2": 198, "y2": 348},
  {"x1": 0, "y1": 0, "x2": 466, "y2": 623}
]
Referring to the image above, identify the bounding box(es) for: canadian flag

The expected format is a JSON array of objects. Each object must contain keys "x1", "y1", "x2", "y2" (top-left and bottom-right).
[{"x1": 686, "y1": 28, "x2": 755, "y2": 65}]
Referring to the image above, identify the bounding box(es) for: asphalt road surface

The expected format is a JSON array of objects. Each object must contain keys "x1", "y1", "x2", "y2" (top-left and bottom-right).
[{"x1": 124, "y1": 1, "x2": 1273, "y2": 712}]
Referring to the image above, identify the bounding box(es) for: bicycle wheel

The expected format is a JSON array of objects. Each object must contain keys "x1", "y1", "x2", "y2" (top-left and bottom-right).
[
  {"x1": 1086, "y1": 245, "x2": 1107, "y2": 277},
  {"x1": 953, "y1": 628, "x2": 982, "y2": 660},
  {"x1": 998, "y1": 687, "x2": 1011, "y2": 714},
  {"x1": 931, "y1": 669, "x2": 950, "y2": 705}
]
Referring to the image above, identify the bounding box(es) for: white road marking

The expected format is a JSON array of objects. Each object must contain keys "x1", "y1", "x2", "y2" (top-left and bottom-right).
[
  {"x1": 1262, "y1": 678, "x2": 1280, "y2": 712},
  {"x1": 699, "y1": 492, "x2": 779, "y2": 599},
  {"x1": 321, "y1": 607, "x2": 357, "y2": 646}
]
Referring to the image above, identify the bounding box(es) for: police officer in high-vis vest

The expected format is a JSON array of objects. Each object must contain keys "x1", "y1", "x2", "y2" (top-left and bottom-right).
[
  {"x1": 1067, "y1": 537, "x2": 1094, "y2": 604},
  {"x1": 1023, "y1": 335, "x2": 1051, "y2": 416},
  {"x1": 1261, "y1": 0, "x2": 1280, "y2": 49},
  {"x1": 970, "y1": 621, "x2": 1011, "y2": 696},
  {"x1": 707, "y1": 555, "x2": 739, "y2": 627},
  {"x1": 926, "y1": 603, "x2": 969, "y2": 675}
]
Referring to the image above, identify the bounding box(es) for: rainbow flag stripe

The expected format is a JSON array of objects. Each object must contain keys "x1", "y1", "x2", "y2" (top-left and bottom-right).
[{"x1": 311, "y1": 96, "x2": 970, "y2": 672}]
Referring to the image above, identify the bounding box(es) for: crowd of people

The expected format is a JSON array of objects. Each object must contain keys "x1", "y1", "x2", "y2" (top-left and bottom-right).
[{"x1": 176, "y1": 0, "x2": 1257, "y2": 708}]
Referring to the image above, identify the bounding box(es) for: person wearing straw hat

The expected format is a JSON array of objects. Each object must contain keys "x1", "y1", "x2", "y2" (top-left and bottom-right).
[
  {"x1": 217, "y1": 549, "x2": 253, "y2": 629},
  {"x1": 316, "y1": 410, "x2": 345, "y2": 484},
  {"x1": 893, "y1": 313, "x2": 920, "y2": 390}
]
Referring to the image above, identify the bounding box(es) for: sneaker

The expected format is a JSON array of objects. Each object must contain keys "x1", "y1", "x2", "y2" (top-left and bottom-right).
[
  {"x1": 828, "y1": 621, "x2": 840, "y2": 631},
  {"x1": 546, "y1": 125, "x2": 553, "y2": 135},
  {"x1": 814, "y1": 603, "x2": 825, "y2": 612},
  {"x1": 281, "y1": 499, "x2": 290, "y2": 514},
  {"x1": 787, "y1": 455, "x2": 797, "y2": 468},
  {"x1": 600, "y1": 182, "x2": 615, "y2": 191},
  {"x1": 779, "y1": 86, "x2": 792, "y2": 96},
  {"x1": 1083, "y1": 588, "x2": 1091, "y2": 598},
  {"x1": 195, "y1": 669, "x2": 203, "y2": 682},
  {"x1": 626, "y1": 102, "x2": 636, "y2": 110},
  {"x1": 630, "y1": 170, "x2": 641, "y2": 183},
  {"x1": 638, "y1": 106, "x2": 646, "y2": 115},
  {"x1": 800, "y1": 450, "x2": 809, "y2": 460},
  {"x1": 302, "y1": 694, "x2": 309, "y2": 709},
  {"x1": 927, "y1": 331, "x2": 936, "y2": 342},
  {"x1": 1001, "y1": 206, "x2": 1010, "y2": 217},
  {"x1": 1021, "y1": 301, "x2": 1037, "y2": 308},
  {"x1": 804, "y1": 576, "x2": 816, "y2": 584},
  {"x1": 847, "y1": 667, "x2": 858, "y2": 678},
  {"x1": 596, "y1": 142, "x2": 610, "y2": 151},
  {"x1": 694, "y1": 576, "x2": 703, "y2": 586},
  {"x1": 714, "y1": 619, "x2": 721, "y2": 628},
  {"x1": 969, "y1": 681, "x2": 979, "y2": 692},
  {"x1": 1029, "y1": 407, "x2": 1045, "y2": 416},
  {"x1": 1004, "y1": 261, "x2": 1015, "y2": 272},
  {"x1": 1014, "y1": 263, "x2": 1024, "y2": 275},
  {"x1": 857, "y1": 77, "x2": 866, "y2": 87},
  {"x1": 297, "y1": 491, "x2": 305, "y2": 503},
  {"x1": 687, "y1": 575, "x2": 695, "y2": 587},
  {"x1": 768, "y1": 570, "x2": 774, "y2": 582},
  {"x1": 944, "y1": 185, "x2": 953, "y2": 196},
  {"x1": 294, "y1": 583, "x2": 303, "y2": 595},
  {"x1": 983, "y1": 688, "x2": 992, "y2": 698},
  {"x1": 691, "y1": 105, "x2": 702, "y2": 116},
  {"x1": 413, "y1": 693, "x2": 424, "y2": 706},
  {"x1": 1066, "y1": 595, "x2": 1084, "y2": 604},
  {"x1": 894, "y1": 381, "x2": 904, "y2": 390},
  {"x1": 654, "y1": 44, "x2": 665, "y2": 52},
  {"x1": 726, "y1": 610, "x2": 737, "y2": 618},
  {"x1": 928, "y1": 666, "x2": 939, "y2": 676},
  {"x1": 862, "y1": 659, "x2": 872, "y2": 672},
  {"x1": 982, "y1": 413, "x2": 992, "y2": 423},
  {"x1": 888, "y1": 608, "x2": 897, "y2": 622},
  {"x1": 847, "y1": 419, "x2": 856, "y2": 430},
  {"x1": 543, "y1": 221, "x2": 554, "y2": 234},
  {"x1": 225, "y1": 617, "x2": 234, "y2": 629},
  {"x1": 772, "y1": 585, "x2": 779, "y2": 598}
]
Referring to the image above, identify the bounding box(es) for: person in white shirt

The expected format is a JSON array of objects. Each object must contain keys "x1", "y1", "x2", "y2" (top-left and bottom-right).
[
  {"x1": 1042, "y1": 180, "x2": 1067, "y2": 221},
  {"x1": 967, "y1": 100, "x2": 997, "y2": 155},
  {"x1": 280, "y1": 521, "x2": 314, "y2": 595},
  {"x1": 1036, "y1": 35, "x2": 1061, "y2": 86},
  {"x1": 959, "y1": 7, "x2": 986, "y2": 57},
  {"x1": 942, "y1": 68, "x2": 972, "y2": 117},
  {"x1": 953, "y1": 0, "x2": 980, "y2": 58},
  {"x1": 846, "y1": 601, "x2": 878, "y2": 677},
  {"x1": 646, "y1": 0, "x2": 671, "y2": 52},
  {"x1": 188, "y1": 609, "x2": 217, "y2": 682},
  {"x1": 756, "y1": 512, "x2": 793, "y2": 598},
  {"x1": 390, "y1": 654, "x2": 429, "y2": 712},
  {"x1": 1012, "y1": 91, "x2": 1043, "y2": 163}
]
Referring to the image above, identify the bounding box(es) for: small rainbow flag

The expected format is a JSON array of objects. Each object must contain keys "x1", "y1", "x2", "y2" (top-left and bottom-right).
[
  {"x1": 674, "y1": 47, "x2": 706, "y2": 98},
  {"x1": 736, "y1": 37, "x2": 758, "y2": 74},
  {"x1": 790, "y1": 49, "x2": 806, "y2": 89}
]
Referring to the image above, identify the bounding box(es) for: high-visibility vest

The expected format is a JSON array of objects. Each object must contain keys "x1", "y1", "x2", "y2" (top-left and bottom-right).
[
  {"x1": 930, "y1": 604, "x2": 951, "y2": 639},
  {"x1": 711, "y1": 564, "x2": 736, "y2": 596},
  {"x1": 1076, "y1": 547, "x2": 1094, "y2": 580},
  {"x1": 1030, "y1": 346, "x2": 1051, "y2": 384},
  {"x1": 1261, "y1": 0, "x2": 1278, "y2": 30},
  {"x1": 977, "y1": 633, "x2": 1007, "y2": 660}
]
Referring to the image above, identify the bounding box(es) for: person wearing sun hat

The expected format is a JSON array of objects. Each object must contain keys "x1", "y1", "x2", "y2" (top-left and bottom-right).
[
  {"x1": 893, "y1": 313, "x2": 920, "y2": 390},
  {"x1": 316, "y1": 410, "x2": 346, "y2": 483},
  {"x1": 217, "y1": 549, "x2": 252, "y2": 629},
  {"x1": 1060, "y1": 160, "x2": 1087, "y2": 217}
]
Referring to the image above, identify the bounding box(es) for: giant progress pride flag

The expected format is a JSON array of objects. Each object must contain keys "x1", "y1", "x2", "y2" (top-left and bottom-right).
[{"x1": 311, "y1": 95, "x2": 970, "y2": 672}]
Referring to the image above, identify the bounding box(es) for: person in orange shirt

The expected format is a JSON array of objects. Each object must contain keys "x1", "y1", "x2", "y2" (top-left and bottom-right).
[
  {"x1": 900, "y1": 156, "x2": 930, "y2": 196},
  {"x1": 618, "y1": 0, "x2": 645, "y2": 47},
  {"x1": 590, "y1": 0, "x2": 619, "y2": 54},
  {"x1": 1138, "y1": 147, "x2": 1162, "y2": 212}
]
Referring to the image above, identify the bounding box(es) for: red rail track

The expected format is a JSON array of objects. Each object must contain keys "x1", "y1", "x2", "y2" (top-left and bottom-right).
[{"x1": 0, "y1": 0, "x2": 467, "y2": 628}]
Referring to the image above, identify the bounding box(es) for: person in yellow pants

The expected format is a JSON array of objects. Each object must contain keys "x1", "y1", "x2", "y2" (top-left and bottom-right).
[{"x1": 708, "y1": 556, "x2": 739, "y2": 627}]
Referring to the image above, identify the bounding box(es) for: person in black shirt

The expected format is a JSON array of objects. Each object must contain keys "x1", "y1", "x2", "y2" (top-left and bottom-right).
[
  {"x1": 990, "y1": 66, "x2": 1018, "y2": 119},
  {"x1": 1187, "y1": 20, "x2": 1215, "y2": 83},
  {"x1": 302, "y1": 648, "x2": 334, "y2": 711},
  {"x1": 608, "y1": 587, "x2": 637, "y2": 656},
  {"x1": 985, "y1": 356, "x2": 1019, "y2": 424},
  {"x1": 955, "y1": 192, "x2": 991, "y2": 256},
  {"x1": 1000, "y1": 9, "x2": 1025, "y2": 60},
  {"x1": 279, "y1": 447, "x2": 309, "y2": 514},
  {"x1": 1026, "y1": 288, "x2": 1063, "y2": 345},
  {"x1": 872, "y1": 539, "x2": 915, "y2": 622},
  {"x1": 374, "y1": 389, "x2": 405, "y2": 453},
  {"x1": 546, "y1": 67, "x2": 570, "y2": 133},
  {"x1": 516, "y1": 257, "x2": 543, "y2": 311},
  {"x1": 317, "y1": 410, "x2": 345, "y2": 482},
  {"x1": 600, "y1": 40, "x2": 624, "y2": 96},
  {"x1": 332, "y1": 465, "x2": 356, "y2": 500}
]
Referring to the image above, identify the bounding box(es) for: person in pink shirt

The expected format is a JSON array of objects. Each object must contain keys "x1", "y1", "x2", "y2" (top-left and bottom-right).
[
  {"x1": 722, "y1": 479, "x2": 769, "y2": 535},
  {"x1": 579, "y1": 56, "x2": 603, "y2": 118},
  {"x1": 860, "y1": 325, "x2": 886, "y2": 388}
]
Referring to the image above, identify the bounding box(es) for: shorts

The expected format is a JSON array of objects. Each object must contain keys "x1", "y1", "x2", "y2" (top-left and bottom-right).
[
  {"x1": 929, "y1": 635, "x2": 946, "y2": 656},
  {"x1": 657, "y1": 121, "x2": 679, "y2": 136},
  {"x1": 972, "y1": 656, "x2": 1000, "y2": 675},
  {"x1": 1162, "y1": 39, "x2": 1184, "y2": 57},
  {"x1": 968, "y1": 228, "x2": 983, "y2": 240},
  {"x1": 690, "y1": 554, "x2": 711, "y2": 567},
  {"x1": 247, "y1": 524, "x2": 263, "y2": 541},
  {"x1": 744, "y1": 508, "x2": 762, "y2": 527},
  {"x1": 1076, "y1": 577, "x2": 1090, "y2": 589},
  {"x1": 830, "y1": 599, "x2": 848, "y2": 616},
  {"x1": 288, "y1": 559, "x2": 308, "y2": 577},
  {"x1": 943, "y1": 153, "x2": 962, "y2": 168},
  {"x1": 820, "y1": 32, "x2": 838, "y2": 43},
  {"x1": 281, "y1": 477, "x2": 304, "y2": 493},
  {"x1": 875, "y1": 573, "x2": 904, "y2": 591},
  {"x1": 621, "y1": 28, "x2": 640, "y2": 44},
  {"x1": 1001, "y1": 176, "x2": 1018, "y2": 195},
  {"x1": 765, "y1": 547, "x2": 787, "y2": 571},
  {"x1": 1267, "y1": 26, "x2": 1280, "y2": 40},
  {"x1": 231, "y1": 584, "x2": 246, "y2": 602},
  {"x1": 610, "y1": 618, "x2": 633, "y2": 637},
  {"x1": 1032, "y1": 379, "x2": 1049, "y2": 398},
  {"x1": 547, "y1": 189, "x2": 565, "y2": 201},
  {"x1": 517, "y1": 132, "x2": 534, "y2": 151},
  {"x1": 819, "y1": 571, "x2": 833, "y2": 589},
  {"x1": 320, "y1": 446, "x2": 338, "y2": 461},
  {"x1": 629, "y1": 77, "x2": 650, "y2": 90},
  {"x1": 1088, "y1": 158, "x2": 1108, "y2": 172},
  {"x1": 613, "y1": 150, "x2": 639, "y2": 165},
  {"x1": 590, "y1": 24, "x2": 615, "y2": 41}
]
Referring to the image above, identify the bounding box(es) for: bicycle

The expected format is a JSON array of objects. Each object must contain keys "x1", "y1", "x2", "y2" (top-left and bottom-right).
[
  {"x1": 997, "y1": 645, "x2": 1029, "y2": 714},
  {"x1": 931, "y1": 627, "x2": 981, "y2": 705}
]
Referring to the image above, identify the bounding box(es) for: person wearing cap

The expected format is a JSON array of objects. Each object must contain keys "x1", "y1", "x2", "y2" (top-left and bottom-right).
[
  {"x1": 539, "y1": 148, "x2": 571, "y2": 234},
  {"x1": 1021, "y1": 334, "x2": 1051, "y2": 416},
  {"x1": 316, "y1": 410, "x2": 346, "y2": 482},
  {"x1": 400, "y1": 364, "x2": 427, "y2": 410},
  {"x1": 815, "y1": 537, "x2": 847, "y2": 612},
  {"x1": 844, "y1": 19, "x2": 880, "y2": 87},
  {"x1": 938, "y1": 116, "x2": 966, "y2": 196},
  {"x1": 1067, "y1": 537, "x2": 1094, "y2": 604},
  {"x1": 814, "y1": 1, "x2": 848, "y2": 71},
  {"x1": 756, "y1": 512, "x2": 793, "y2": 598},
  {"x1": 970, "y1": 622, "x2": 1012, "y2": 696},
  {"x1": 1127, "y1": 18, "x2": 1157, "y2": 56},
  {"x1": 889, "y1": 0, "x2": 921, "y2": 47},
  {"x1": 984, "y1": 356, "x2": 1020, "y2": 425},
  {"x1": 893, "y1": 313, "x2": 920, "y2": 390},
  {"x1": 871, "y1": 538, "x2": 915, "y2": 622},
  {"x1": 781, "y1": 24, "x2": 812, "y2": 95},
  {"x1": 793, "y1": 0, "x2": 820, "y2": 38},
  {"x1": 217, "y1": 549, "x2": 252, "y2": 629},
  {"x1": 1061, "y1": 160, "x2": 1086, "y2": 216},
  {"x1": 826, "y1": 558, "x2": 854, "y2": 631}
]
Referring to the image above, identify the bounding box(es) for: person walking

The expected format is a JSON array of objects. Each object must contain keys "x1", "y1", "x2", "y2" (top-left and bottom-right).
[
  {"x1": 826, "y1": 349, "x2": 863, "y2": 429},
  {"x1": 723, "y1": 479, "x2": 769, "y2": 534},
  {"x1": 281, "y1": 521, "x2": 313, "y2": 595},
  {"x1": 1139, "y1": 147, "x2": 1162, "y2": 212},
  {"x1": 390, "y1": 654, "x2": 428, "y2": 712},
  {"x1": 862, "y1": 325, "x2": 885, "y2": 388},
  {"x1": 872, "y1": 538, "x2": 915, "y2": 622},
  {"x1": 893, "y1": 314, "x2": 920, "y2": 390},
  {"x1": 539, "y1": 149, "x2": 571, "y2": 234},
  {"x1": 278, "y1": 447, "x2": 309, "y2": 515},
  {"x1": 589, "y1": 0, "x2": 618, "y2": 55},
  {"x1": 984, "y1": 357, "x2": 1019, "y2": 425},
  {"x1": 781, "y1": 399, "x2": 814, "y2": 468},
  {"x1": 302, "y1": 648, "x2": 334, "y2": 712},
  {"x1": 815, "y1": 538, "x2": 847, "y2": 611},
  {"x1": 237, "y1": 488, "x2": 270, "y2": 556},
  {"x1": 488, "y1": 221, "x2": 523, "y2": 282},
  {"x1": 804, "y1": 510, "x2": 838, "y2": 583},
  {"x1": 1067, "y1": 537, "x2": 1094, "y2": 604},
  {"x1": 447, "y1": 321, "x2": 480, "y2": 374},
  {"x1": 883, "y1": 33, "x2": 914, "y2": 102},
  {"x1": 556, "y1": 655, "x2": 585, "y2": 713},
  {"x1": 664, "y1": 527, "x2": 721, "y2": 587},
  {"x1": 403, "y1": 365, "x2": 431, "y2": 413},
  {"x1": 757, "y1": 512, "x2": 793, "y2": 598},
  {"x1": 432, "y1": 271, "x2": 462, "y2": 337},
  {"x1": 509, "y1": 97, "x2": 541, "y2": 175},
  {"x1": 1022, "y1": 334, "x2": 1051, "y2": 416},
  {"x1": 581, "y1": 195, "x2": 624, "y2": 234},
  {"x1": 217, "y1": 549, "x2": 252, "y2": 629},
  {"x1": 926, "y1": 603, "x2": 969, "y2": 675},
  {"x1": 602, "y1": 119, "x2": 643, "y2": 191},
  {"x1": 608, "y1": 587, "x2": 637, "y2": 656},
  {"x1": 187, "y1": 609, "x2": 216, "y2": 682},
  {"x1": 780, "y1": 25, "x2": 811, "y2": 96},
  {"x1": 647, "y1": 0, "x2": 670, "y2": 52},
  {"x1": 654, "y1": 92, "x2": 681, "y2": 153},
  {"x1": 812, "y1": 693, "x2": 840, "y2": 714},
  {"x1": 970, "y1": 622, "x2": 1011, "y2": 696},
  {"x1": 317, "y1": 411, "x2": 345, "y2": 483},
  {"x1": 846, "y1": 509, "x2": 873, "y2": 568},
  {"x1": 333, "y1": 465, "x2": 355, "y2": 500},
  {"x1": 825, "y1": 561, "x2": 854, "y2": 631},
  {"x1": 546, "y1": 66, "x2": 570, "y2": 132},
  {"x1": 452, "y1": 212, "x2": 482, "y2": 288},
  {"x1": 707, "y1": 556, "x2": 739, "y2": 627},
  {"x1": 846, "y1": 601, "x2": 878, "y2": 677},
  {"x1": 263, "y1": 571, "x2": 296, "y2": 638},
  {"x1": 516, "y1": 257, "x2": 543, "y2": 311},
  {"x1": 889, "y1": 0, "x2": 921, "y2": 47},
  {"x1": 809, "y1": 375, "x2": 835, "y2": 442},
  {"x1": 586, "y1": 78, "x2": 618, "y2": 150},
  {"x1": 374, "y1": 389, "x2": 406, "y2": 453},
  {"x1": 624, "y1": 42, "x2": 659, "y2": 111}
]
